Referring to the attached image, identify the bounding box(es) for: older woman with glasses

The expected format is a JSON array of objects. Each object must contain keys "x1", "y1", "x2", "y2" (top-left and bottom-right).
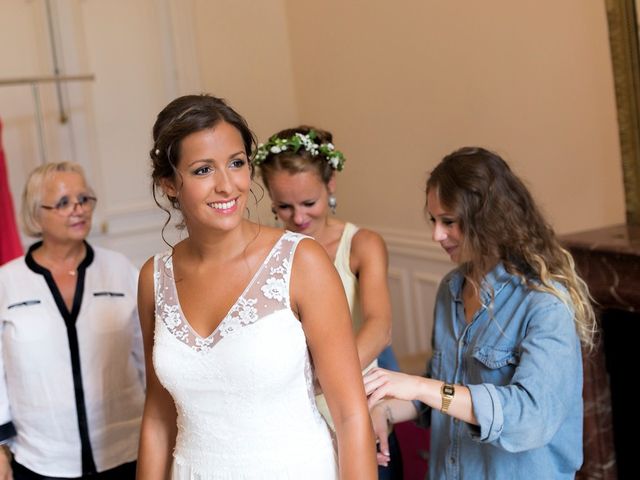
[{"x1": 0, "y1": 162, "x2": 145, "y2": 480}]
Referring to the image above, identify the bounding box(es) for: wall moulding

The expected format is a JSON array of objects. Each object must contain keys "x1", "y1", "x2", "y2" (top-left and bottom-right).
[{"x1": 372, "y1": 225, "x2": 449, "y2": 262}]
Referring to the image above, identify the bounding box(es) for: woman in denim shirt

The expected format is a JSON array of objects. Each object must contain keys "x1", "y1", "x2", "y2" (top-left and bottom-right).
[{"x1": 364, "y1": 147, "x2": 596, "y2": 479}]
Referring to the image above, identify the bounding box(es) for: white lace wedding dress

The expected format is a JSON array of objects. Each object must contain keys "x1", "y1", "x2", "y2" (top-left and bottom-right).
[{"x1": 153, "y1": 232, "x2": 338, "y2": 479}]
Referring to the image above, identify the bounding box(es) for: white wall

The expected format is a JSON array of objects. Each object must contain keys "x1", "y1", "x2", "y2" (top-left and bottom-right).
[{"x1": 0, "y1": 0, "x2": 190, "y2": 267}]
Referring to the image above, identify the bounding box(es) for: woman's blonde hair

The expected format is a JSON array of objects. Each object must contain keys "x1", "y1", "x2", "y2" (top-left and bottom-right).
[
  {"x1": 427, "y1": 147, "x2": 597, "y2": 349},
  {"x1": 21, "y1": 161, "x2": 89, "y2": 237}
]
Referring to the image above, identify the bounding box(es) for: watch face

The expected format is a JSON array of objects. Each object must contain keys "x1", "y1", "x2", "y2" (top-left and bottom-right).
[{"x1": 443, "y1": 384, "x2": 455, "y2": 396}]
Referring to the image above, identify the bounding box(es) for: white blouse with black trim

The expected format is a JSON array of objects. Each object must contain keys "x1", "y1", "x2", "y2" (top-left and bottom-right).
[{"x1": 0, "y1": 242, "x2": 145, "y2": 477}]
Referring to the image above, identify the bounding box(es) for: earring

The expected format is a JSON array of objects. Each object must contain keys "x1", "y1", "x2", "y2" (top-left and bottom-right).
[
  {"x1": 328, "y1": 194, "x2": 337, "y2": 215},
  {"x1": 271, "y1": 206, "x2": 278, "y2": 222}
]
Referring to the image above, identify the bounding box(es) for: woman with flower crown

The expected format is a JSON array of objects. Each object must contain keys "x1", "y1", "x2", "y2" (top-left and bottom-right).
[
  {"x1": 254, "y1": 126, "x2": 401, "y2": 478},
  {"x1": 136, "y1": 95, "x2": 376, "y2": 480}
]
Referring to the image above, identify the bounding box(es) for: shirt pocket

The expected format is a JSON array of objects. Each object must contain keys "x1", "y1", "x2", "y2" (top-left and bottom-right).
[
  {"x1": 85, "y1": 291, "x2": 135, "y2": 333},
  {"x1": 470, "y1": 346, "x2": 519, "y2": 385},
  {"x1": 4, "y1": 300, "x2": 54, "y2": 342}
]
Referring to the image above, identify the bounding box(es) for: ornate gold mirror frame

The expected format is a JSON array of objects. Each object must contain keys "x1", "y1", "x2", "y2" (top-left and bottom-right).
[{"x1": 606, "y1": 0, "x2": 640, "y2": 225}]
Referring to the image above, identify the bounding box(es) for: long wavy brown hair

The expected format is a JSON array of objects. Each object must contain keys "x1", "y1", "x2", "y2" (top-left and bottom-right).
[{"x1": 426, "y1": 147, "x2": 596, "y2": 348}]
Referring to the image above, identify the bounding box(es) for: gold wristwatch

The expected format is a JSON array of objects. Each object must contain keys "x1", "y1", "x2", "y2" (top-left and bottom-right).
[{"x1": 440, "y1": 382, "x2": 455, "y2": 413}]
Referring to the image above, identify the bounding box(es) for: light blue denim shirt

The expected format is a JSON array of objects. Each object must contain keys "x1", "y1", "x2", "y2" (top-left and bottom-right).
[{"x1": 418, "y1": 263, "x2": 583, "y2": 479}]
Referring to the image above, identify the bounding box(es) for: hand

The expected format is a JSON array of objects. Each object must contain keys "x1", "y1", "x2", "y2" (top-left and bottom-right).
[
  {"x1": 0, "y1": 445, "x2": 12, "y2": 480},
  {"x1": 370, "y1": 403, "x2": 391, "y2": 467},
  {"x1": 364, "y1": 367, "x2": 422, "y2": 408}
]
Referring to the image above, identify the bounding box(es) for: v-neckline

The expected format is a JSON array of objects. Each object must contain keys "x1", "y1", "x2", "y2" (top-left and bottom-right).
[
  {"x1": 25, "y1": 241, "x2": 94, "y2": 324},
  {"x1": 168, "y1": 232, "x2": 285, "y2": 341}
]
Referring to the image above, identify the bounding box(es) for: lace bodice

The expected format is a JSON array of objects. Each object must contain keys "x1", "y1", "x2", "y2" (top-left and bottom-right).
[
  {"x1": 152, "y1": 232, "x2": 337, "y2": 479},
  {"x1": 154, "y1": 231, "x2": 298, "y2": 353}
]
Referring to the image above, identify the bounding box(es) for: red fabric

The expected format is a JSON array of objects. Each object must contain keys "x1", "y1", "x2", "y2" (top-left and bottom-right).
[
  {"x1": 0, "y1": 118, "x2": 23, "y2": 265},
  {"x1": 395, "y1": 422, "x2": 429, "y2": 479}
]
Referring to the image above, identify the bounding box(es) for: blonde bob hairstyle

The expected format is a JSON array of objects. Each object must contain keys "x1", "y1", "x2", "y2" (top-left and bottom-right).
[{"x1": 21, "y1": 161, "x2": 92, "y2": 238}]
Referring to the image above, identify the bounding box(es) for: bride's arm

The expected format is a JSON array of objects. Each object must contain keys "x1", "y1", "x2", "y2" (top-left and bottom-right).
[
  {"x1": 136, "y1": 258, "x2": 177, "y2": 480},
  {"x1": 291, "y1": 238, "x2": 377, "y2": 479}
]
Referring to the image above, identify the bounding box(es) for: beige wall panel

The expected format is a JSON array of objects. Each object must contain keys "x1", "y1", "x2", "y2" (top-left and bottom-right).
[
  {"x1": 284, "y1": 0, "x2": 625, "y2": 235},
  {"x1": 387, "y1": 268, "x2": 411, "y2": 358},
  {"x1": 192, "y1": 0, "x2": 298, "y2": 140},
  {"x1": 191, "y1": 0, "x2": 299, "y2": 223}
]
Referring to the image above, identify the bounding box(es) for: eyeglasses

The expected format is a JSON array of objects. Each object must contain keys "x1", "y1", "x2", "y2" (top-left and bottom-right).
[{"x1": 40, "y1": 194, "x2": 98, "y2": 216}]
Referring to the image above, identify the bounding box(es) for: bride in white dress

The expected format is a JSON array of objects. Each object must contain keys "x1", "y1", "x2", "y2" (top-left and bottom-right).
[{"x1": 136, "y1": 94, "x2": 377, "y2": 479}]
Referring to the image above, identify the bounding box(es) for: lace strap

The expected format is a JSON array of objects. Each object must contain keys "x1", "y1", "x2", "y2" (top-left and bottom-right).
[
  {"x1": 244, "y1": 231, "x2": 307, "y2": 311},
  {"x1": 283, "y1": 232, "x2": 309, "y2": 306},
  {"x1": 153, "y1": 251, "x2": 173, "y2": 308}
]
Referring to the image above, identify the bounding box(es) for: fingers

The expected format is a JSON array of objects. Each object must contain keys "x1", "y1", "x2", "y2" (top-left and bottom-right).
[
  {"x1": 377, "y1": 451, "x2": 390, "y2": 467},
  {"x1": 378, "y1": 428, "x2": 390, "y2": 458},
  {"x1": 363, "y1": 368, "x2": 390, "y2": 396},
  {"x1": 373, "y1": 419, "x2": 391, "y2": 467},
  {"x1": 363, "y1": 375, "x2": 384, "y2": 396},
  {"x1": 365, "y1": 371, "x2": 395, "y2": 408},
  {"x1": 367, "y1": 386, "x2": 388, "y2": 408},
  {"x1": 363, "y1": 367, "x2": 388, "y2": 386},
  {"x1": 370, "y1": 404, "x2": 392, "y2": 467}
]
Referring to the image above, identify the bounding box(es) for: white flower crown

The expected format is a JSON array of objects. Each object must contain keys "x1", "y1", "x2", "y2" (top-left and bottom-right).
[{"x1": 252, "y1": 130, "x2": 346, "y2": 171}]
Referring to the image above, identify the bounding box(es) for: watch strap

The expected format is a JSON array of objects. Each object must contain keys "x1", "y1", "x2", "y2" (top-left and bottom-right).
[{"x1": 440, "y1": 382, "x2": 455, "y2": 413}]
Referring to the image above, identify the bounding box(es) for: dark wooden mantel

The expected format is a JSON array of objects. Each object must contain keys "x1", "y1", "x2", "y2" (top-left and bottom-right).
[
  {"x1": 563, "y1": 224, "x2": 640, "y2": 311},
  {"x1": 562, "y1": 224, "x2": 640, "y2": 480}
]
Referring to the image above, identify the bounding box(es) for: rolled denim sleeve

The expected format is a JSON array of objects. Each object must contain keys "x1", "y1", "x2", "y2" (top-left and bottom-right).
[
  {"x1": 467, "y1": 298, "x2": 582, "y2": 453},
  {"x1": 467, "y1": 383, "x2": 503, "y2": 442}
]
